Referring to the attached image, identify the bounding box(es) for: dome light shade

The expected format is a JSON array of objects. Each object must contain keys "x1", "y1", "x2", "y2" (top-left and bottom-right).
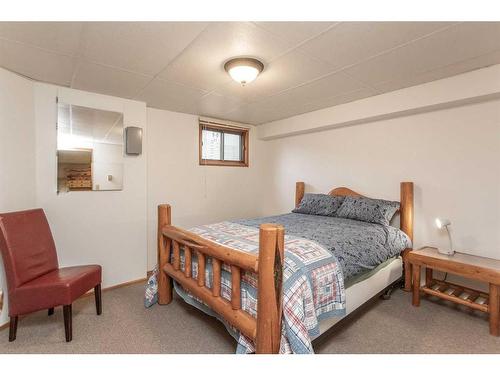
[{"x1": 224, "y1": 58, "x2": 264, "y2": 86}]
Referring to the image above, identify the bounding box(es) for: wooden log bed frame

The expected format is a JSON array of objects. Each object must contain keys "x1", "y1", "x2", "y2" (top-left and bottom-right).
[{"x1": 157, "y1": 181, "x2": 414, "y2": 354}]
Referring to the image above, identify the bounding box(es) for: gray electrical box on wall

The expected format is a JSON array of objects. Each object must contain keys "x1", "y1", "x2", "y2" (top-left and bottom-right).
[{"x1": 125, "y1": 126, "x2": 142, "y2": 155}]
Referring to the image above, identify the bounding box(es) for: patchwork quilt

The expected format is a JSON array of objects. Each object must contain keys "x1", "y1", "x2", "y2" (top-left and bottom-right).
[{"x1": 145, "y1": 221, "x2": 346, "y2": 354}]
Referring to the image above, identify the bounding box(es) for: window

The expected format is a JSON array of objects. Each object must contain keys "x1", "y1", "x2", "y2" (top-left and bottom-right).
[{"x1": 199, "y1": 120, "x2": 249, "y2": 167}]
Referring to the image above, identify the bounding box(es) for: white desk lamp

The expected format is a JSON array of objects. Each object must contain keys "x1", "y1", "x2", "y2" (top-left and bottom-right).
[{"x1": 435, "y1": 218, "x2": 455, "y2": 256}]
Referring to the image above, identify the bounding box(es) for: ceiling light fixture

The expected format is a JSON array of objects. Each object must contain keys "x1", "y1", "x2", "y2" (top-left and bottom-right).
[{"x1": 224, "y1": 57, "x2": 264, "y2": 86}]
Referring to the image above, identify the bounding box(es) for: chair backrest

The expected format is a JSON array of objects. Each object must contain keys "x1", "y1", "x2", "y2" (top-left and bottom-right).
[{"x1": 0, "y1": 209, "x2": 59, "y2": 291}]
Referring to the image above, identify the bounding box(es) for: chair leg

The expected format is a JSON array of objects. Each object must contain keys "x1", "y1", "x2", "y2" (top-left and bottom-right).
[
  {"x1": 63, "y1": 304, "x2": 72, "y2": 342},
  {"x1": 94, "y1": 284, "x2": 102, "y2": 315},
  {"x1": 8, "y1": 316, "x2": 18, "y2": 342},
  {"x1": 48, "y1": 307, "x2": 55, "y2": 316}
]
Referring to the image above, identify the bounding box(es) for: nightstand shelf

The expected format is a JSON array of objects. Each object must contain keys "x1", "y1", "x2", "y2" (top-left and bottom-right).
[
  {"x1": 422, "y1": 279, "x2": 489, "y2": 313},
  {"x1": 407, "y1": 246, "x2": 500, "y2": 336}
]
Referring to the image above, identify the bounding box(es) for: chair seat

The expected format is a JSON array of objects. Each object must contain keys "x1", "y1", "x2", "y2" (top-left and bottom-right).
[{"x1": 10, "y1": 265, "x2": 102, "y2": 316}]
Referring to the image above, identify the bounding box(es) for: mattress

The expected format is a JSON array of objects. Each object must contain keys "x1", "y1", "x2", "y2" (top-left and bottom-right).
[
  {"x1": 317, "y1": 256, "x2": 402, "y2": 336},
  {"x1": 344, "y1": 255, "x2": 399, "y2": 288}
]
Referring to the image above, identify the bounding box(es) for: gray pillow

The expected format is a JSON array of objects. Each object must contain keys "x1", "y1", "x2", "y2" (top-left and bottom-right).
[
  {"x1": 292, "y1": 193, "x2": 345, "y2": 217},
  {"x1": 336, "y1": 196, "x2": 400, "y2": 226}
]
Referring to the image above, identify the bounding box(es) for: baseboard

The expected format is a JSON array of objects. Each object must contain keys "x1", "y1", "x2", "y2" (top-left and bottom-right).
[
  {"x1": 82, "y1": 277, "x2": 147, "y2": 298},
  {"x1": 0, "y1": 276, "x2": 148, "y2": 331}
]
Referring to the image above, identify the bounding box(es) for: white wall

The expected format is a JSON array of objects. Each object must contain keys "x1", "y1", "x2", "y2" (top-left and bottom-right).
[
  {"x1": 33, "y1": 83, "x2": 148, "y2": 291},
  {"x1": 146, "y1": 108, "x2": 270, "y2": 270},
  {"x1": 259, "y1": 98, "x2": 500, "y2": 260},
  {"x1": 0, "y1": 69, "x2": 36, "y2": 325}
]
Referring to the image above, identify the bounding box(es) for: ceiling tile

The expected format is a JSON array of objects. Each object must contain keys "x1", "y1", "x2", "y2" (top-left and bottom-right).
[
  {"x1": 222, "y1": 103, "x2": 270, "y2": 125},
  {"x1": 0, "y1": 22, "x2": 83, "y2": 55},
  {"x1": 226, "y1": 71, "x2": 367, "y2": 115},
  {"x1": 214, "y1": 49, "x2": 335, "y2": 102},
  {"x1": 82, "y1": 22, "x2": 208, "y2": 76},
  {"x1": 299, "y1": 22, "x2": 455, "y2": 71},
  {"x1": 0, "y1": 39, "x2": 75, "y2": 86},
  {"x1": 135, "y1": 78, "x2": 207, "y2": 114},
  {"x1": 343, "y1": 22, "x2": 500, "y2": 87},
  {"x1": 195, "y1": 92, "x2": 244, "y2": 119},
  {"x1": 224, "y1": 85, "x2": 376, "y2": 125},
  {"x1": 274, "y1": 71, "x2": 369, "y2": 104},
  {"x1": 220, "y1": 112, "x2": 255, "y2": 125},
  {"x1": 373, "y1": 49, "x2": 500, "y2": 93},
  {"x1": 254, "y1": 22, "x2": 335, "y2": 46},
  {"x1": 72, "y1": 62, "x2": 152, "y2": 98},
  {"x1": 296, "y1": 87, "x2": 378, "y2": 116},
  {"x1": 158, "y1": 22, "x2": 292, "y2": 91}
]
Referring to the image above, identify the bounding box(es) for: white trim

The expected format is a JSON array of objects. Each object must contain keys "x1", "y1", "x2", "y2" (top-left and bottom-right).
[
  {"x1": 258, "y1": 64, "x2": 500, "y2": 140},
  {"x1": 199, "y1": 116, "x2": 253, "y2": 130}
]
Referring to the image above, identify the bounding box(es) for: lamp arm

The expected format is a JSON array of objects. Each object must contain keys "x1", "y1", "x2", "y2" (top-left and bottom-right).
[{"x1": 445, "y1": 225, "x2": 453, "y2": 253}]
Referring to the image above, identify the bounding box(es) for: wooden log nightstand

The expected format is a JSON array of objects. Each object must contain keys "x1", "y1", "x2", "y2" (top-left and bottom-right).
[{"x1": 407, "y1": 247, "x2": 500, "y2": 336}]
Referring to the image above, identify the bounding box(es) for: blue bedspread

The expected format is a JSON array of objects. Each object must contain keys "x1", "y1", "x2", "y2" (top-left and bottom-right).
[{"x1": 234, "y1": 213, "x2": 411, "y2": 282}]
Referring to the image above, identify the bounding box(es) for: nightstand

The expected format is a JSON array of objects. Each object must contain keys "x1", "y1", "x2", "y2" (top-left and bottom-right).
[{"x1": 407, "y1": 247, "x2": 500, "y2": 336}]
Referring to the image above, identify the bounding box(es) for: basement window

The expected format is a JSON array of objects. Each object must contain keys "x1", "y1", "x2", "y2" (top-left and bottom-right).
[{"x1": 199, "y1": 119, "x2": 249, "y2": 167}]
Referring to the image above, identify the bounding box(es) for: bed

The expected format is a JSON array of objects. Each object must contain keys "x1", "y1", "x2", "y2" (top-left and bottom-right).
[{"x1": 153, "y1": 181, "x2": 414, "y2": 353}]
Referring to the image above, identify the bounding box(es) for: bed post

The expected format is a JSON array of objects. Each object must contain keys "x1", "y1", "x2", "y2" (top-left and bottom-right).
[
  {"x1": 158, "y1": 204, "x2": 173, "y2": 304},
  {"x1": 295, "y1": 181, "x2": 305, "y2": 208},
  {"x1": 256, "y1": 224, "x2": 285, "y2": 354},
  {"x1": 400, "y1": 182, "x2": 414, "y2": 292}
]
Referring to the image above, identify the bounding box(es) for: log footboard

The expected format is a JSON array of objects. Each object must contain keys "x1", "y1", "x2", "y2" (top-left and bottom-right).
[{"x1": 157, "y1": 204, "x2": 284, "y2": 354}]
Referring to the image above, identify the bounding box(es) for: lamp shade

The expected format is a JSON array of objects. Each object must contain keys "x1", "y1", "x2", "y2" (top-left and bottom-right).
[
  {"x1": 435, "y1": 218, "x2": 451, "y2": 229},
  {"x1": 224, "y1": 57, "x2": 264, "y2": 85}
]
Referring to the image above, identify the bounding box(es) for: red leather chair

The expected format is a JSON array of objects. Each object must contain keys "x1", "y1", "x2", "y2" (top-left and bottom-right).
[{"x1": 0, "y1": 208, "x2": 102, "y2": 342}]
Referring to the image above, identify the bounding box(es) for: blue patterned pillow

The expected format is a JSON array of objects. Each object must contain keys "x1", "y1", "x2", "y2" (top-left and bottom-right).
[
  {"x1": 292, "y1": 193, "x2": 345, "y2": 217},
  {"x1": 336, "y1": 196, "x2": 400, "y2": 226}
]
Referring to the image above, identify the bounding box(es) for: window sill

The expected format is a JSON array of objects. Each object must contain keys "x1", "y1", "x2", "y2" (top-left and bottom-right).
[{"x1": 199, "y1": 159, "x2": 249, "y2": 167}]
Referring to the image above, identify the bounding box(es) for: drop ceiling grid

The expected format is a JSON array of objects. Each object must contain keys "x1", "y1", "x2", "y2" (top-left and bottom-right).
[
  {"x1": 214, "y1": 22, "x2": 500, "y2": 123},
  {"x1": 129, "y1": 22, "x2": 213, "y2": 103},
  {"x1": 1, "y1": 21, "x2": 500, "y2": 124},
  {"x1": 136, "y1": 21, "x2": 345, "y2": 114},
  {"x1": 217, "y1": 22, "x2": 460, "y2": 116},
  {"x1": 191, "y1": 22, "x2": 463, "y2": 120},
  {"x1": 75, "y1": 22, "x2": 211, "y2": 101},
  {"x1": 370, "y1": 48, "x2": 500, "y2": 93}
]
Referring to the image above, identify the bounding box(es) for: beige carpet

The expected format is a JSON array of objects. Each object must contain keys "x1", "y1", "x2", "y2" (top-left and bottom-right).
[{"x1": 0, "y1": 282, "x2": 499, "y2": 354}]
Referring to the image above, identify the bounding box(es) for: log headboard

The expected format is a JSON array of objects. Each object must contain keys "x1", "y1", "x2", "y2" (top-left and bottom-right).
[
  {"x1": 295, "y1": 181, "x2": 414, "y2": 290},
  {"x1": 294, "y1": 181, "x2": 414, "y2": 241}
]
